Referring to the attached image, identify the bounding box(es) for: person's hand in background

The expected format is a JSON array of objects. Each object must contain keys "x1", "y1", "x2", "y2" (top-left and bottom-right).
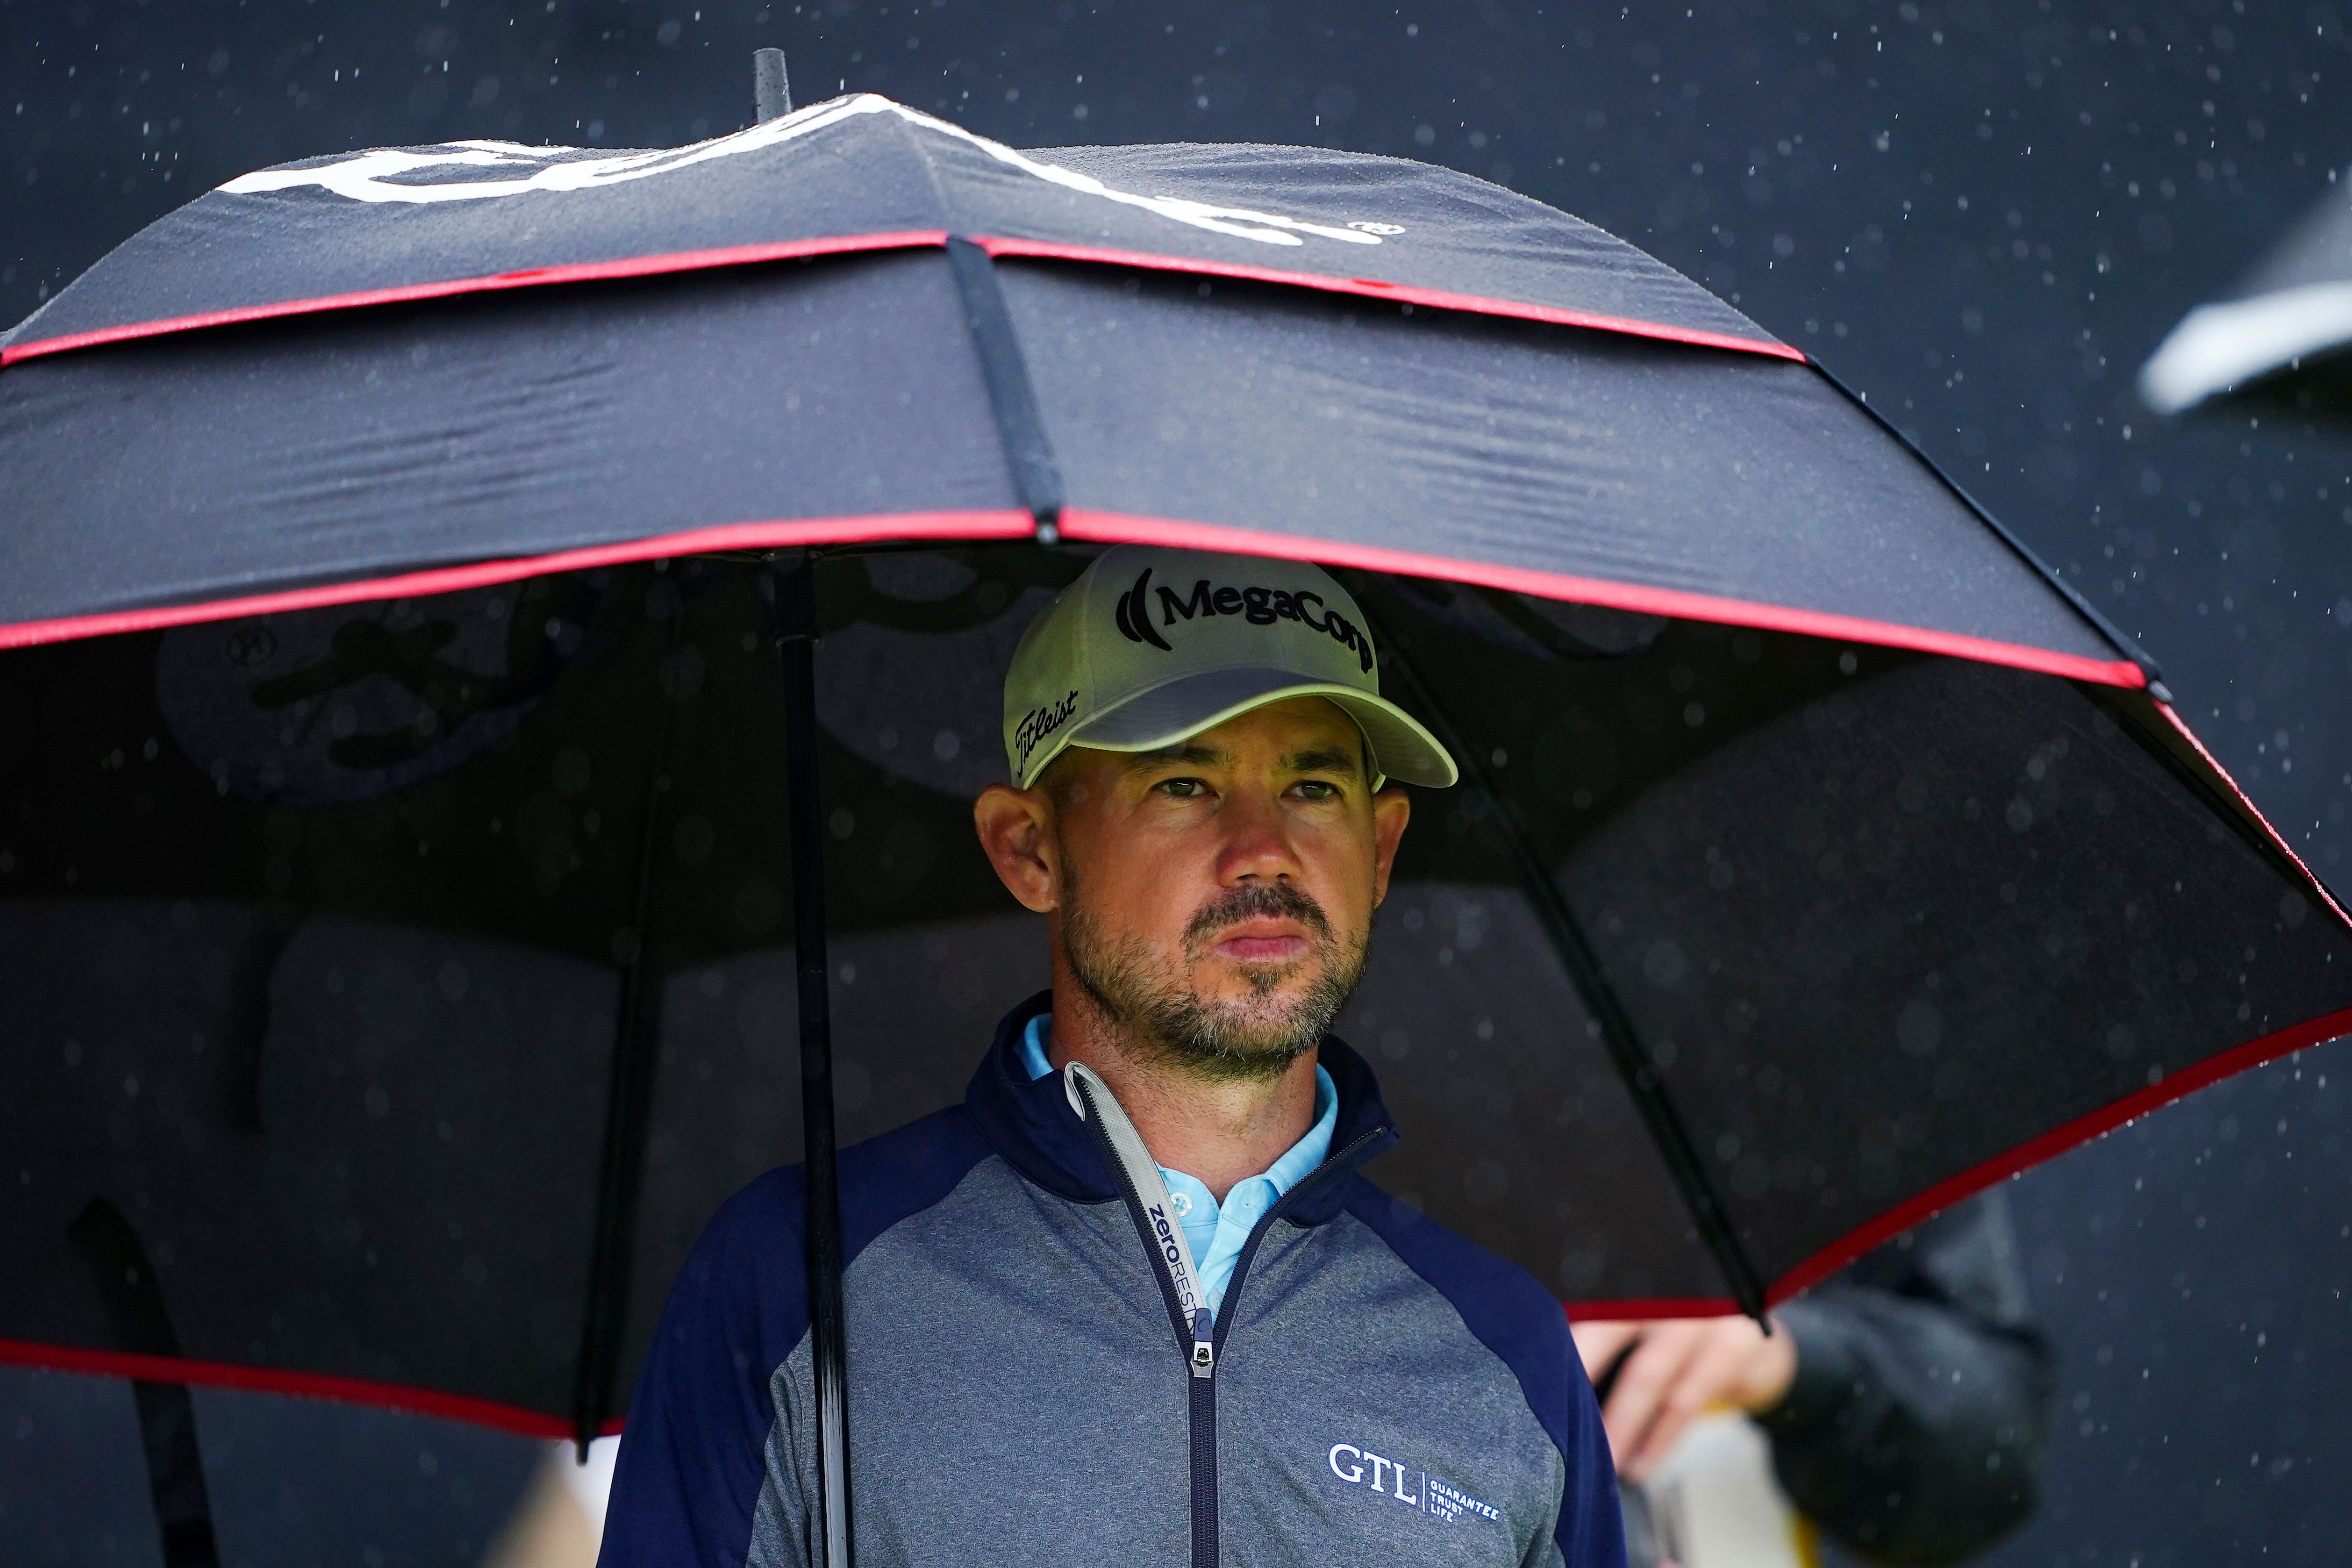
[{"x1": 1572, "y1": 1316, "x2": 1797, "y2": 1482}]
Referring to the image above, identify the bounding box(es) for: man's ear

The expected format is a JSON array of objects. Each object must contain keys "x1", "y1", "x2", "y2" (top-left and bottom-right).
[
  {"x1": 1369, "y1": 784, "x2": 1411, "y2": 909},
  {"x1": 974, "y1": 782, "x2": 1059, "y2": 914}
]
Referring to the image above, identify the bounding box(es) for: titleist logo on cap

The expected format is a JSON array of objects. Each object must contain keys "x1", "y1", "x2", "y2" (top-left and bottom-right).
[
  {"x1": 1112, "y1": 567, "x2": 1375, "y2": 674},
  {"x1": 1014, "y1": 688, "x2": 1081, "y2": 771}
]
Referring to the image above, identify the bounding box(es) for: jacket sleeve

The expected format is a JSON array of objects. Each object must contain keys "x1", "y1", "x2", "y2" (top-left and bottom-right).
[
  {"x1": 1545, "y1": 1321, "x2": 1631, "y2": 1568},
  {"x1": 597, "y1": 1168, "x2": 811, "y2": 1568},
  {"x1": 1756, "y1": 1191, "x2": 2056, "y2": 1566},
  {"x1": 1342, "y1": 1184, "x2": 1628, "y2": 1568}
]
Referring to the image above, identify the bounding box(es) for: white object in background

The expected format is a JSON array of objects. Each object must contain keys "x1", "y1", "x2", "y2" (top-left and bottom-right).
[
  {"x1": 559, "y1": 1434, "x2": 622, "y2": 1542},
  {"x1": 1640, "y1": 1409, "x2": 1819, "y2": 1568},
  {"x1": 2138, "y1": 281, "x2": 2352, "y2": 414},
  {"x1": 483, "y1": 1434, "x2": 622, "y2": 1568}
]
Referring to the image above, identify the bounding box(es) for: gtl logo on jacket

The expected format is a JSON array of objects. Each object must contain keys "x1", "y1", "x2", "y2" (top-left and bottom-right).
[
  {"x1": 1327, "y1": 1441, "x2": 1500, "y2": 1525},
  {"x1": 1114, "y1": 568, "x2": 1377, "y2": 674}
]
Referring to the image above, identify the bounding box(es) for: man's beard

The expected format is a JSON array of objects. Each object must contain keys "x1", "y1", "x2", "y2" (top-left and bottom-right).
[{"x1": 1061, "y1": 878, "x2": 1369, "y2": 1082}]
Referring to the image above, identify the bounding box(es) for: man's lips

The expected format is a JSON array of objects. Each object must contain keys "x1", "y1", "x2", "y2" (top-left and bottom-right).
[{"x1": 1207, "y1": 921, "x2": 1313, "y2": 964}]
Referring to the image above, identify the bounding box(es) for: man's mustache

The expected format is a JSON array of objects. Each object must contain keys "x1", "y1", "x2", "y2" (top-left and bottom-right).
[{"x1": 1184, "y1": 881, "x2": 1332, "y2": 952}]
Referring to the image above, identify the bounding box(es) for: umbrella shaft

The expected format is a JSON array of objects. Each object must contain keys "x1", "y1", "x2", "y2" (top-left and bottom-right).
[
  {"x1": 754, "y1": 48, "x2": 793, "y2": 123},
  {"x1": 770, "y1": 556, "x2": 856, "y2": 1568}
]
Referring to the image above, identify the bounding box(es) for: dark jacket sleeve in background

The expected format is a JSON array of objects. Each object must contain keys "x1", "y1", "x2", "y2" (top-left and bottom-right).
[{"x1": 1758, "y1": 1191, "x2": 2056, "y2": 1565}]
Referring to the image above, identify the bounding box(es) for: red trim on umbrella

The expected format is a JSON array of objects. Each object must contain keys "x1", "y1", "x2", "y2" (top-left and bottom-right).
[
  {"x1": 2154, "y1": 701, "x2": 2352, "y2": 929},
  {"x1": 0, "y1": 511, "x2": 2330, "y2": 1409},
  {"x1": 1055, "y1": 509, "x2": 2150, "y2": 689},
  {"x1": 1561, "y1": 1297, "x2": 1739, "y2": 1323},
  {"x1": 0, "y1": 230, "x2": 951, "y2": 365},
  {"x1": 0, "y1": 227, "x2": 1801, "y2": 369},
  {"x1": 0, "y1": 1339, "x2": 618, "y2": 1439},
  {"x1": 1762, "y1": 1003, "x2": 2352, "y2": 1309},
  {"x1": 19, "y1": 1009, "x2": 2349, "y2": 1419},
  {"x1": 0, "y1": 506, "x2": 2152, "y2": 687},
  {"x1": 973, "y1": 237, "x2": 1805, "y2": 360},
  {"x1": 0, "y1": 510, "x2": 1035, "y2": 651}
]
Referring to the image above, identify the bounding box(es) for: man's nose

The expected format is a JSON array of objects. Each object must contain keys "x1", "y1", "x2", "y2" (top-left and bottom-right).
[{"x1": 1215, "y1": 789, "x2": 1299, "y2": 884}]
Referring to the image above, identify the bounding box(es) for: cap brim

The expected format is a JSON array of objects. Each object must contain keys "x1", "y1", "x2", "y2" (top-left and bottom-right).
[{"x1": 1046, "y1": 666, "x2": 1458, "y2": 789}]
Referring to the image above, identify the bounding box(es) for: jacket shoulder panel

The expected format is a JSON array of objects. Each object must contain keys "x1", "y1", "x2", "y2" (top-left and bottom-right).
[
  {"x1": 751, "y1": 1156, "x2": 1190, "y2": 1566},
  {"x1": 1340, "y1": 1181, "x2": 1625, "y2": 1568},
  {"x1": 599, "y1": 1105, "x2": 995, "y2": 1568}
]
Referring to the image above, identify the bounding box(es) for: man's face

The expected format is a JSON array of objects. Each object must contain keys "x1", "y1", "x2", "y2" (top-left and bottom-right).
[{"x1": 978, "y1": 696, "x2": 1411, "y2": 1079}]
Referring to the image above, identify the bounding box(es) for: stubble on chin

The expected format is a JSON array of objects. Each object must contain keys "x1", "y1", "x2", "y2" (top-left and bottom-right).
[{"x1": 1060, "y1": 881, "x2": 1368, "y2": 1083}]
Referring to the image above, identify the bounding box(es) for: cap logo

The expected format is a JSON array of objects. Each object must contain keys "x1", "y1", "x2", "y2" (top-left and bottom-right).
[
  {"x1": 1015, "y1": 688, "x2": 1082, "y2": 772},
  {"x1": 1113, "y1": 567, "x2": 1173, "y2": 651},
  {"x1": 1112, "y1": 568, "x2": 1374, "y2": 674}
]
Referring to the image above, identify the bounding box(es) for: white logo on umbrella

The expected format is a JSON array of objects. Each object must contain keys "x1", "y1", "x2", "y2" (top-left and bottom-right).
[{"x1": 219, "y1": 93, "x2": 1395, "y2": 250}]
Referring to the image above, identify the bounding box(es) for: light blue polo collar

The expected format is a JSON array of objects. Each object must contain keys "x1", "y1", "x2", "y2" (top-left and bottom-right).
[{"x1": 1019, "y1": 1013, "x2": 1337, "y2": 1320}]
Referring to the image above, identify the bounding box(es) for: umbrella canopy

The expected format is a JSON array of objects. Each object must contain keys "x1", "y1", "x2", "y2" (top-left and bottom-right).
[
  {"x1": 5, "y1": 95, "x2": 2348, "y2": 1466},
  {"x1": 2140, "y1": 165, "x2": 2352, "y2": 418}
]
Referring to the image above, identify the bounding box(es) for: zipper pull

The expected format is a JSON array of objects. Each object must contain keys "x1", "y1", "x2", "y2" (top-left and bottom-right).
[{"x1": 1189, "y1": 1307, "x2": 1215, "y2": 1378}]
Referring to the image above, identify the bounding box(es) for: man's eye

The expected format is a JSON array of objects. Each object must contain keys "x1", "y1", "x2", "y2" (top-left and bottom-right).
[
  {"x1": 1157, "y1": 777, "x2": 1208, "y2": 798},
  {"x1": 1292, "y1": 780, "x2": 1341, "y2": 802}
]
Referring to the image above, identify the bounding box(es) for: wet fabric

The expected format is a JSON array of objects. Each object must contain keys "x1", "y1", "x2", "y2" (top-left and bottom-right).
[
  {"x1": 2, "y1": 249, "x2": 2115, "y2": 665},
  {"x1": 3, "y1": 94, "x2": 1779, "y2": 357}
]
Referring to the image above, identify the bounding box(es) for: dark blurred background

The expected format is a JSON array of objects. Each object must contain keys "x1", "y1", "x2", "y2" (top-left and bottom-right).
[{"x1": 4, "y1": 1, "x2": 2349, "y2": 1563}]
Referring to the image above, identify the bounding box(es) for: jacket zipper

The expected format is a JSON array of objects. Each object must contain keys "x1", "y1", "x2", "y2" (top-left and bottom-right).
[
  {"x1": 1073, "y1": 1105, "x2": 1219, "y2": 1566},
  {"x1": 1079, "y1": 1103, "x2": 1387, "y2": 1568}
]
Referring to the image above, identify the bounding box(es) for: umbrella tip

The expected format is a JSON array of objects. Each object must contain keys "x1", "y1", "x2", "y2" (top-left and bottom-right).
[{"x1": 754, "y1": 48, "x2": 793, "y2": 122}]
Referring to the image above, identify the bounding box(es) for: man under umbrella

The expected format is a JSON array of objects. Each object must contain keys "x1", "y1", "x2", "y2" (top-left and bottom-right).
[{"x1": 599, "y1": 546, "x2": 1625, "y2": 1567}]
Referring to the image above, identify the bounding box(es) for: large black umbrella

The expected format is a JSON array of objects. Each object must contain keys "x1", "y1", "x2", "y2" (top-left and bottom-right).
[
  {"x1": 2140, "y1": 164, "x2": 2352, "y2": 419},
  {"x1": 6, "y1": 86, "x2": 2348, "y2": 1553}
]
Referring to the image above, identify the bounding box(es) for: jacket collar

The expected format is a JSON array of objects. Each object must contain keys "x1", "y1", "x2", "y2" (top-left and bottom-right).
[{"x1": 961, "y1": 990, "x2": 1401, "y2": 1222}]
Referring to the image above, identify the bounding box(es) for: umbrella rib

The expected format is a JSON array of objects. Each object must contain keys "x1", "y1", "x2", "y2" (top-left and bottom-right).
[
  {"x1": 571, "y1": 585, "x2": 686, "y2": 1455},
  {"x1": 946, "y1": 234, "x2": 1065, "y2": 541},
  {"x1": 1362, "y1": 600, "x2": 1773, "y2": 1323},
  {"x1": 70, "y1": 1199, "x2": 222, "y2": 1568},
  {"x1": 765, "y1": 555, "x2": 858, "y2": 1568}
]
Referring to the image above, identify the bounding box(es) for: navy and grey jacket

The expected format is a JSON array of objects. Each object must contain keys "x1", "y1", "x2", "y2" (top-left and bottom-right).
[{"x1": 599, "y1": 993, "x2": 1626, "y2": 1568}]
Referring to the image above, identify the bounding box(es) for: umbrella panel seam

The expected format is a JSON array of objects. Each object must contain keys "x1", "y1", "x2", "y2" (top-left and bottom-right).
[
  {"x1": 2150, "y1": 699, "x2": 2352, "y2": 931},
  {"x1": 947, "y1": 236, "x2": 1066, "y2": 533},
  {"x1": 0, "y1": 234, "x2": 1802, "y2": 370}
]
